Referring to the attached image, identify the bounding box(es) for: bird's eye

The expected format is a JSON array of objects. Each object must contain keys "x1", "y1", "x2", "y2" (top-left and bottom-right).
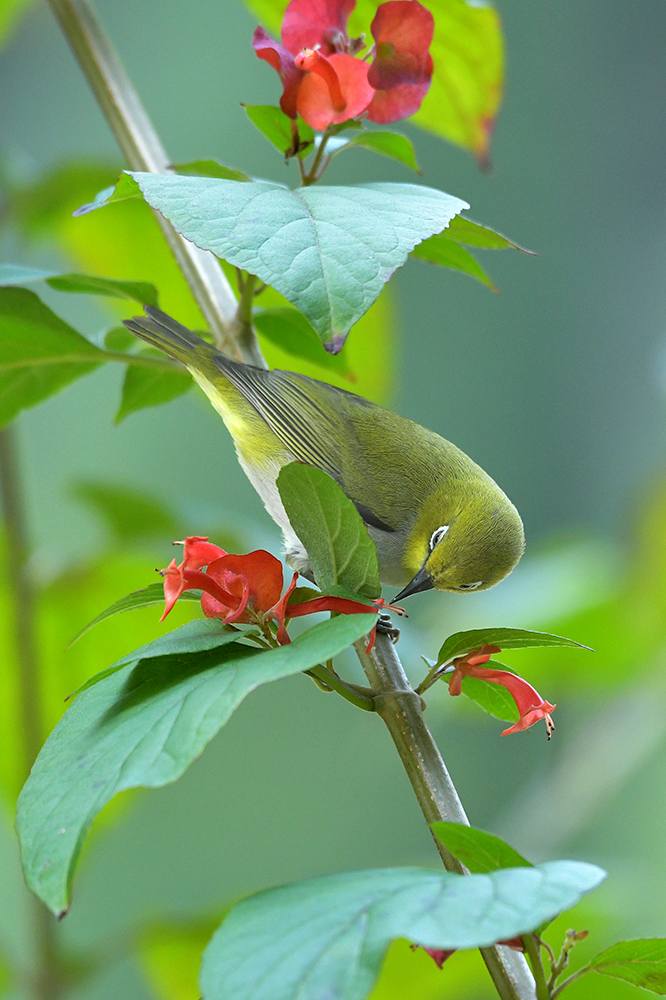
[
  {"x1": 429, "y1": 525, "x2": 449, "y2": 550},
  {"x1": 458, "y1": 581, "x2": 483, "y2": 591}
]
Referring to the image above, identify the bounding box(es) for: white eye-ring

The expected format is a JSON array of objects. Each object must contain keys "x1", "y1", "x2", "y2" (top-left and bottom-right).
[
  {"x1": 429, "y1": 525, "x2": 449, "y2": 550},
  {"x1": 458, "y1": 581, "x2": 483, "y2": 591}
]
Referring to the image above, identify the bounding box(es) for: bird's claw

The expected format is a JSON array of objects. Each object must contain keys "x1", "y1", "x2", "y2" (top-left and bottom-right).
[{"x1": 376, "y1": 612, "x2": 400, "y2": 643}]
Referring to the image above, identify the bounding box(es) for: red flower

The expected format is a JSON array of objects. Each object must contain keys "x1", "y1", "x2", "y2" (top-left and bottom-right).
[
  {"x1": 252, "y1": 0, "x2": 434, "y2": 131},
  {"x1": 448, "y1": 643, "x2": 556, "y2": 738},
  {"x1": 159, "y1": 536, "x2": 383, "y2": 646}
]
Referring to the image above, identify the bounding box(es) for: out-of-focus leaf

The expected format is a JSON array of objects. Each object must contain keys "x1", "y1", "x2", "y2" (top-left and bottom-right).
[
  {"x1": 586, "y1": 939, "x2": 666, "y2": 994},
  {"x1": 253, "y1": 307, "x2": 355, "y2": 380},
  {"x1": 240, "y1": 0, "x2": 504, "y2": 161},
  {"x1": 72, "y1": 480, "x2": 179, "y2": 542},
  {"x1": 445, "y1": 216, "x2": 536, "y2": 253},
  {"x1": 436, "y1": 627, "x2": 590, "y2": 668},
  {"x1": 140, "y1": 921, "x2": 219, "y2": 1000},
  {"x1": 460, "y1": 663, "x2": 520, "y2": 722},
  {"x1": 115, "y1": 353, "x2": 192, "y2": 421},
  {"x1": 17, "y1": 612, "x2": 376, "y2": 916},
  {"x1": 67, "y1": 582, "x2": 201, "y2": 649},
  {"x1": 103, "y1": 326, "x2": 135, "y2": 352},
  {"x1": 0, "y1": 264, "x2": 160, "y2": 305},
  {"x1": 430, "y1": 823, "x2": 531, "y2": 874},
  {"x1": 278, "y1": 463, "x2": 381, "y2": 598},
  {"x1": 242, "y1": 105, "x2": 314, "y2": 158},
  {"x1": 200, "y1": 862, "x2": 605, "y2": 1000},
  {"x1": 332, "y1": 131, "x2": 421, "y2": 173},
  {"x1": 0, "y1": 287, "x2": 104, "y2": 426},
  {"x1": 90, "y1": 171, "x2": 467, "y2": 349},
  {"x1": 172, "y1": 161, "x2": 250, "y2": 182},
  {"x1": 412, "y1": 237, "x2": 497, "y2": 291},
  {"x1": 0, "y1": 0, "x2": 36, "y2": 48}
]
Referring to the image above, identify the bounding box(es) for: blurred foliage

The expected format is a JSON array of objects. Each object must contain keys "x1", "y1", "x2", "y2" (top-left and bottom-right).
[{"x1": 0, "y1": 0, "x2": 33, "y2": 49}]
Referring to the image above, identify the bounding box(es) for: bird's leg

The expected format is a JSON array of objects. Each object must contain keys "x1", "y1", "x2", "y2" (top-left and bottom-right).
[{"x1": 376, "y1": 611, "x2": 400, "y2": 643}]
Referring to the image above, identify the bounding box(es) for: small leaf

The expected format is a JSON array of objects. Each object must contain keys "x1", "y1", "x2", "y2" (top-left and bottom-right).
[
  {"x1": 103, "y1": 326, "x2": 135, "y2": 352},
  {"x1": 332, "y1": 130, "x2": 421, "y2": 173},
  {"x1": 588, "y1": 939, "x2": 666, "y2": 994},
  {"x1": 200, "y1": 862, "x2": 606, "y2": 1000},
  {"x1": 115, "y1": 354, "x2": 192, "y2": 421},
  {"x1": 436, "y1": 627, "x2": 591, "y2": 668},
  {"x1": 461, "y1": 662, "x2": 520, "y2": 722},
  {"x1": 412, "y1": 237, "x2": 498, "y2": 291},
  {"x1": 66, "y1": 582, "x2": 201, "y2": 649},
  {"x1": 73, "y1": 171, "x2": 142, "y2": 215},
  {"x1": 72, "y1": 480, "x2": 179, "y2": 541},
  {"x1": 253, "y1": 307, "x2": 355, "y2": 380},
  {"x1": 444, "y1": 216, "x2": 536, "y2": 254},
  {"x1": 0, "y1": 287, "x2": 104, "y2": 426},
  {"x1": 430, "y1": 822, "x2": 531, "y2": 874},
  {"x1": 278, "y1": 463, "x2": 380, "y2": 598},
  {"x1": 172, "y1": 161, "x2": 251, "y2": 182},
  {"x1": 242, "y1": 105, "x2": 314, "y2": 158},
  {"x1": 46, "y1": 273, "x2": 159, "y2": 306},
  {"x1": 17, "y1": 612, "x2": 376, "y2": 916}
]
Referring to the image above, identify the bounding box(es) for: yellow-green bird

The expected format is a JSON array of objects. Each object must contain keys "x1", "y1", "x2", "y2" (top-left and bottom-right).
[{"x1": 124, "y1": 307, "x2": 524, "y2": 601}]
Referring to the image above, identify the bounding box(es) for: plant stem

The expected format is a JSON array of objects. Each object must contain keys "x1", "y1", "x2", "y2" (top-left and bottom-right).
[
  {"x1": 45, "y1": 0, "x2": 268, "y2": 367},
  {"x1": 303, "y1": 132, "x2": 331, "y2": 186},
  {"x1": 0, "y1": 427, "x2": 62, "y2": 1000},
  {"x1": 308, "y1": 664, "x2": 376, "y2": 711},
  {"x1": 522, "y1": 935, "x2": 550, "y2": 1000},
  {"x1": 355, "y1": 634, "x2": 537, "y2": 1000},
  {"x1": 550, "y1": 967, "x2": 590, "y2": 999}
]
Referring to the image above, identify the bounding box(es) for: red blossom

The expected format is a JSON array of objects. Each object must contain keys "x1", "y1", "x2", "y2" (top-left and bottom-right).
[
  {"x1": 447, "y1": 643, "x2": 556, "y2": 738},
  {"x1": 159, "y1": 536, "x2": 227, "y2": 619},
  {"x1": 252, "y1": 0, "x2": 434, "y2": 131}
]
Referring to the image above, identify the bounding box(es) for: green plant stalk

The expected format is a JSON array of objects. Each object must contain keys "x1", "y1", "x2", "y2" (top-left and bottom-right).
[
  {"x1": 550, "y1": 966, "x2": 591, "y2": 999},
  {"x1": 44, "y1": 0, "x2": 267, "y2": 368},
  {"x1": 522, "y1": 935, "x2": 550, "y2": 1000},
  {"x1": 45, "y1": 4, "x2": 537, "y2": 997},
  {"x1": 355, "y1": 634, "x2": 537, "y2": 1000},
  {"x1": 0, "y1": 428, "x2": 62, "y2": 1000},
  {"x1": 308, "y1": 663, "x2": 376, "y2": 711}
]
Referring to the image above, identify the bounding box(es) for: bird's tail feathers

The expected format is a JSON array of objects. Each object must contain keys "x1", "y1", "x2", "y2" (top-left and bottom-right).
[{"x1": 123, "y1": 306, "x2": 216, "y2": 367}]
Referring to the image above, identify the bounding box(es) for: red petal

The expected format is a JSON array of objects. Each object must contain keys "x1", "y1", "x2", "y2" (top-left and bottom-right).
[
  {"x1": 366, "y1": 71, "x2": 431, "y2": 123},
  {"x1": 207, "y1": 551, "x2": 284, "y2": 614},
  {"x1": 253, "y1": 26, "x2": 305, "y2": 118},
  {"x1": 160, "y1": 558, "x2": 185, "y2": 620},
  {"x1": 270, "y1": 571, "x2": 299, "y2": 645},
  {"x1": 296, "y1": 52, "x2": 374, "y2": 130},
  {"x1": 287, "y1": 595, "x2": 377, "y2": 617},
  {"x1": 281, "y1": 0, "x2": 356, "y2": 55},
  {"x1": 181, "y1": 535, "x2": 227, "y2": 571},
  {"x1": 368, "y1": 1, "x2": 434, "y2": 90}
]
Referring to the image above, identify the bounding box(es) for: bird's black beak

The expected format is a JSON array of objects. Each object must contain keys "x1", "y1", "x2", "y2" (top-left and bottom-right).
[{"x1": 393, "y1": 564, "x2": 434, "y2": 602}]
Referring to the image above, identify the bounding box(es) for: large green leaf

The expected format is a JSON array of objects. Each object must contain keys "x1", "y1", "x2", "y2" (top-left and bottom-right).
[
  {"x1": 430, "y1": 823, "x2": 531, "y2": 874},
  {"x1": 72, "y1": 480, "x2": 179, "y2": 541},
  {"x1": 200, "y1": 862, "x2": 605, "y2": 1000},
  {"x1": 460, "y1": 663, "x2": 520, "y2": 722},
  {"x1": 436, "y1": 627, "x2": 590, "y2": 668},
  {"x1": 17, "y1": 612, "x2": 375, "y2": 916},
  {"x1": 586, "y1": 939, "x2": 666, "y2": 994},
  {"x1": 84, "y1": 172, "x2": 467, "y2": 350},
  {"x1": 277, "y1": 463, "x2": 381, "y2": 598},
  {"x1": 0, "y1": 287, "x2": 104, "y2": 426},
  {"x1": 241, "y1": 0, "x2": 503, "y2": 161}
]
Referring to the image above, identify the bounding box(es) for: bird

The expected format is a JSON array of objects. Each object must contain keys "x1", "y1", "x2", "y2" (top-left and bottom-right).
[{"x1": 124, "y1": 307, "x2": 525, "y2": 602}]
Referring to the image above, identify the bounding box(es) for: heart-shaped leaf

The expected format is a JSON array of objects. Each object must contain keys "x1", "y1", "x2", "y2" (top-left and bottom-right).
[
  {"x1": 436, "y1": 627, "x2": 590, "y2": 668},
  {"x1": 17, "y1": 612, "x2": 376, "y2": 916},
  {"x1": 83, "y1": 172, "x2": 467, "y2": 350},
  {"x1": 200, "y1": 862, "x2": 606, "y2": 1000},
  {"x1": 277, "y1": 463, "x2": 380, "y2": 598},
  {"x1": 430, "y1": 823, "x2": 531, "y2": 874}
]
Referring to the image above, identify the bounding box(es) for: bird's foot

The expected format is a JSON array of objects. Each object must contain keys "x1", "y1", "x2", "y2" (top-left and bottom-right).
[{"x1": 376, "y1": 612, "x2": 400, "y2": 643}]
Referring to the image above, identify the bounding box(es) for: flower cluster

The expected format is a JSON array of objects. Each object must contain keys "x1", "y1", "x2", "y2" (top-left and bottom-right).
[
  {"x1": 253, "y1": 0, "x2": 434, "y2": 131},
  {"x1": 159, "y1": 535, "x2": 394, "y2": 648},
  {"x1": 447, "y1": 643, "x2": 556, "y2": 738}
]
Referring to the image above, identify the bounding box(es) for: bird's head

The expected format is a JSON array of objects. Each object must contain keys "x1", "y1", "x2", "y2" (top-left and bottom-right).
[{"x1": 394, "y1": 478, "x2": 525, "y2": 601}]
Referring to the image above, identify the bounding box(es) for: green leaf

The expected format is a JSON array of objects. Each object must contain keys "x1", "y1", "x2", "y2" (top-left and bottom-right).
[
  {"x1": 461, "y1": 662, "x2": 520, "y2": 722},
  {"x1": 0, "y1": 264, "x2": 160, "y2": 305},
  {"x1": 444, "y1": 216, "x2": 536, "y2": 253},
  {"x1": 436, "y1": 627, "x2": 591, "y2": 668},
  {"x1": 17, "y1": 612, "x2": 375, "y2": 916},
  {"x1": 412, "y1": 237, "x2": 498, "y2": 291},
  {"x1": 587, "y1": 939, "x2": 666, "y2": 994},
  {"x1": 73, "y1": 171, "x2": 142, "y2": 216},
  {"x1": 430, "y1": 823, "x2": 531, "y2": 874},
  {"x1": 66, "y1": 582, "x2": 201, "y2": 649},
  {"x1": 200, "y1": 862, "x2": 606, "y2": 1000},
  {"x1": 115, "y1": 353, "x2": 192, "y2": 421},
  {"x1": 0, "y1": 287, "x2": 104, "y2": 426},
  {"x1": 0, "y1": 0, "x2": 35, "y2": 48},
  {"x1": 72, "y1": 480, "x2": 179, "y2": 541},
  {"x1": 172, "y1": 161, "x2": 251, "y2": 182},
  {"x1": 277, "y1": 463, "x2": 381, "y2": 598},
  {"x1": 103, "y1": 326, "x2": 135, "y2": 352},
  {"x1": 332, "y1": 131, "x2": 421, "y2": 173},
  {"x1": 242, "y1": 105, "x2": 314, "y2": 158},
  {"x1": 93, "y1": 172, "x2": 467, "y2": 349},
  {"x1": 253, "y1": 307, "x2": 355, "y2": 380}
]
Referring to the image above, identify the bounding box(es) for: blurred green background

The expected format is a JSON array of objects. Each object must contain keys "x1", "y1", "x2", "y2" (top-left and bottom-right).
[{"x1": 2, "y1": 0, "x2": 666, "y2": 997}]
